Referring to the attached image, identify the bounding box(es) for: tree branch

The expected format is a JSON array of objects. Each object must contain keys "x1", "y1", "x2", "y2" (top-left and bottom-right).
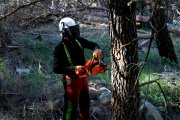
[
  {"x1": 139, "y1": 78, "x2": 161, "y2": 87},
  {"x1": 139, "y1": 78, "x2": 173, "y2": 120},
  {"x1": 76, "y1": 0, "x2": 108, "y2": 11},
  {"x1": 155, "y1": 82, "x2": 173, "y2": 120},
  {"x1": 0, "y1": 0, "x2": 44, "y2": 21}
]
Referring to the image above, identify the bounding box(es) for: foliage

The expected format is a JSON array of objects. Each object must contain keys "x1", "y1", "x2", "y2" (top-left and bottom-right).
[
  {"x1": 173, "y1": 42, "x2": 180, "y2": 61},
  {"x1": 81, "y1": 25, "x2": 111, "y2": 81},
  {"x1": 139, "y1": 40, "x2": 180, "y2": 113},
  {"x1": 0, "y1": 0, "x2": 179, "y2": 119},
  {"x1": 0, "y1": 59, "x2": 5, "y2": 71},
  {"x1": 0, "y1": 59, "x2": 15, "y2": 93},
  {"x1": 22, "y1": 69, "x2": 47, "y2": 87},
  {"x1": 140, "y1": 72, "x2": 180, "y2": 114}
]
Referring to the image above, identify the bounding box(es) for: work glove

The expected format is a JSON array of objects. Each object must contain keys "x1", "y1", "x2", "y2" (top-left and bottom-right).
[
  {"x1": 93, "y1": 49, "x2": 102, "y2": 59},
  {"x1": 75, "y1": 65, "x2": 87, "y2": 77}
]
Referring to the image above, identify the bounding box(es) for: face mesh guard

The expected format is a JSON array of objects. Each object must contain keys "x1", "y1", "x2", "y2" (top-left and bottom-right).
[{"x1": 69, "y1": 24, "x2": 80, "y2": 38}]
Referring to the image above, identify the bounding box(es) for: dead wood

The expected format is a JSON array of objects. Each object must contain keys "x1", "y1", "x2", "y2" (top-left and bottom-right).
[
  {"x1": 135, "y1": 15, "x2": 180, "y2": 35},
  {"x1": 0, "y1": 0, "x2": 44, "y2": 21},
  {"x1": 166, "y1": 23, "x2": 180, "y2": 35},
  {"x1": 137, "y1": 34, "x2": 151, "y2": 39}
]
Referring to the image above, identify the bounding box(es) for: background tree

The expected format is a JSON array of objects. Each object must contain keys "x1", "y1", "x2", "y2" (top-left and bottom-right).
[
  {"x1": 0, "y1": 0, "x2": 179, "y2": 119},
  {"x1": 150, "y1": 0, "x2": 179, "y2": 67},
  {"x1": 109, "y1": 0, "x2": 140, "y2": 120}
]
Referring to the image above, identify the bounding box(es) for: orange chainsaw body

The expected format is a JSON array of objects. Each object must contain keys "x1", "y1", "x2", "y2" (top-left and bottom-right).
[{"x1": 84, "y1": 58, "x2": 106, "y2": 76}]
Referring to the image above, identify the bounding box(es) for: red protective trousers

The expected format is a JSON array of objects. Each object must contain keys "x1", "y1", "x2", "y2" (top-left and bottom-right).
[{"x1": 63, "y1": 75, "x2": 91, "y2": 120}]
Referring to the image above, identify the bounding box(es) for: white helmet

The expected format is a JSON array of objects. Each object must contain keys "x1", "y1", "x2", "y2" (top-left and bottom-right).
[{"x1": 59, "y1": 17, "x2": 80, "y2": 38}]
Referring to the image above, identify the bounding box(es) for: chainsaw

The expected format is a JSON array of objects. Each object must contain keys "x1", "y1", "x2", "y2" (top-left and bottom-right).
[
  {"x1": 84, "y1": 56, "x2": 107, "y2": 76},
  {"x1": 76, "y1": 50, "x2": 111, "y2": 77}
]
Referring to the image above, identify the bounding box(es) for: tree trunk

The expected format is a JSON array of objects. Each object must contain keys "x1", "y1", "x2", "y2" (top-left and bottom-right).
[
  {"x1": 151, "y1": 0, "x2": 178, "y2": 65},
  {"x1": 109, "y1": 0, "x2": 140, "y2": 120}
]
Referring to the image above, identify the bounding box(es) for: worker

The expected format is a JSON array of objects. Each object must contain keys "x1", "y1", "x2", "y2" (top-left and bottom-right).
[{"x1": 53, "y1": 17, "x2": 101, "y2": 120}]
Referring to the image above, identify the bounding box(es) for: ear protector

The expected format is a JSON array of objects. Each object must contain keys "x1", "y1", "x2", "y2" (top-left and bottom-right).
[
  {"x1": 61, "y1": 22, "x2": 80, "y2": 38},
  {"x1": 61, "y1": 22, "x2": 73, "y2": 37}
]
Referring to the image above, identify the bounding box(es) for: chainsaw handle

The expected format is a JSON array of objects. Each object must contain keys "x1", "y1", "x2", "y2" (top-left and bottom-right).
[
  {"x1": 88, "y1": 57, "x2": 95, "y2": 75},
  {"x1": 88, "y1": 56, "x2": 105, "y2": 75}
]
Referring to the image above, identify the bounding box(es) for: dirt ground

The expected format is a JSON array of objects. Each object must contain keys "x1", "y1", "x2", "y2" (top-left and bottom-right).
[
  {"x1": 1, "y1": 21, "x2": 180, "y2": 120},
  {"x1": 0, "y1": 21, "x2": 112, "y2": 120}
]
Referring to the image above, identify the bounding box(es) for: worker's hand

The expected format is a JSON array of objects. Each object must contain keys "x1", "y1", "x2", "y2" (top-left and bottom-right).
[
  {"x1": 93, "y1": 49, "x2": 102, "y2": 59},
  {"x1": 75, "y1": 66, "x2": 87, "y2": 77}
]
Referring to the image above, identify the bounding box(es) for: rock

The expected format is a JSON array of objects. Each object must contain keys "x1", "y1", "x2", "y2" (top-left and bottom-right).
[
  {"x1": 157, "y1": 106, "x2": 166, "y2": 118},
  {"x1": 139, "y1": 101, "x2": 163, "y2": 120},
  {"x1": 89, "y1": 82, "x2": 112, "y2": 100},
  {"x1": 157, "y1": 106, "x2": 166, "y2": 114},
  {"x1": 98, "y1": 91, "x2": 111, "y2": 105},
  {"x1": 16, "y1": 68, "x2": 30, "y2": 75},
  {"x1": 159, "y1": 72, "x2": 179, "y2": 80},
  {"x1": 53, "y1": 99, "x2": 64, "y2": 109},
  {"x1": 0, "y1": 71, "x2": 4, "y2": 79},
  {"x1": 92, "y1": 106, "x2": 101, "y2": 115}
]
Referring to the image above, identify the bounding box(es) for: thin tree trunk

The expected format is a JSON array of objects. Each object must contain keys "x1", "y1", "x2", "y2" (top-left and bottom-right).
[
  {"x1": 150, "y1": 0, "x2": 178, "y2": 66},
  {"x1": 109, "y1": 0, "x2": 140, "y2": 120}
]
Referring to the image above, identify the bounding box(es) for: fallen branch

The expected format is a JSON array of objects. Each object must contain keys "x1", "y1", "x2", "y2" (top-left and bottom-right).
[
  {"x1": 0, "y1": 37, "x2": 19, "y2": 49},
  {"x1": 135, "y1": 15, "x2": 180, "y2": 35},
  {"x1": 0, "y1": 0, "x2": 44, "y2": 21},
  {"x1": 166, "y1": 23, "x2": 180, "y2": 35},
  {"x1": 1, "y1": 93, "x2": 20, "y2": 95},
  {"x1": 76, "y1": 0, "x2": 108, "y2": 11},
  {"x1": 5, "y1": 45, "x2": 20, "y2": 49},
  {"x1": 137, "y1": 34, "x2": 151, "y2": 39},
  {"x1": 136, "y1": 15, "x2": 150, "y2": 22}
]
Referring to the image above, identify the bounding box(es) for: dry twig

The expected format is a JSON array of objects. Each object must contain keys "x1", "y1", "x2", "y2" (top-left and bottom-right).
[{"x1": 0, "y1": 0, "x2": 44, "y2": 21}]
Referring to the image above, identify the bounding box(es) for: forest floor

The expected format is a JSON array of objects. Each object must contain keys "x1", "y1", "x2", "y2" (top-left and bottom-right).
[
  {"x1": 0, "y1": 21, "x2": 112, "y2": 120},
  {"x1": 0, "y1": 21, "x2": 180, "y2": 120}
]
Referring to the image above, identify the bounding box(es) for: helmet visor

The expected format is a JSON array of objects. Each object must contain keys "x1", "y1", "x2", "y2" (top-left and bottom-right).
[{"x1": 69, "y1": 24, "x2": 80, "y2": 38}]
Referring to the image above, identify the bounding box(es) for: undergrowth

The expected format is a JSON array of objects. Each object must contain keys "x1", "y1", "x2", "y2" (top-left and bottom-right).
[
  {"x1": 138, "y1": 37, "x2": 180, "y2": 114},
  {"x1": 0, "y1": 24, "x2": 180, "y2": 119}
]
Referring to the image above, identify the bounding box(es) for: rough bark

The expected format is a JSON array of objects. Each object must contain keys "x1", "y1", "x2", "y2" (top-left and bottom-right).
[{"x1": 109, "y1": 0, "x2": 140, "y2": 120}]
